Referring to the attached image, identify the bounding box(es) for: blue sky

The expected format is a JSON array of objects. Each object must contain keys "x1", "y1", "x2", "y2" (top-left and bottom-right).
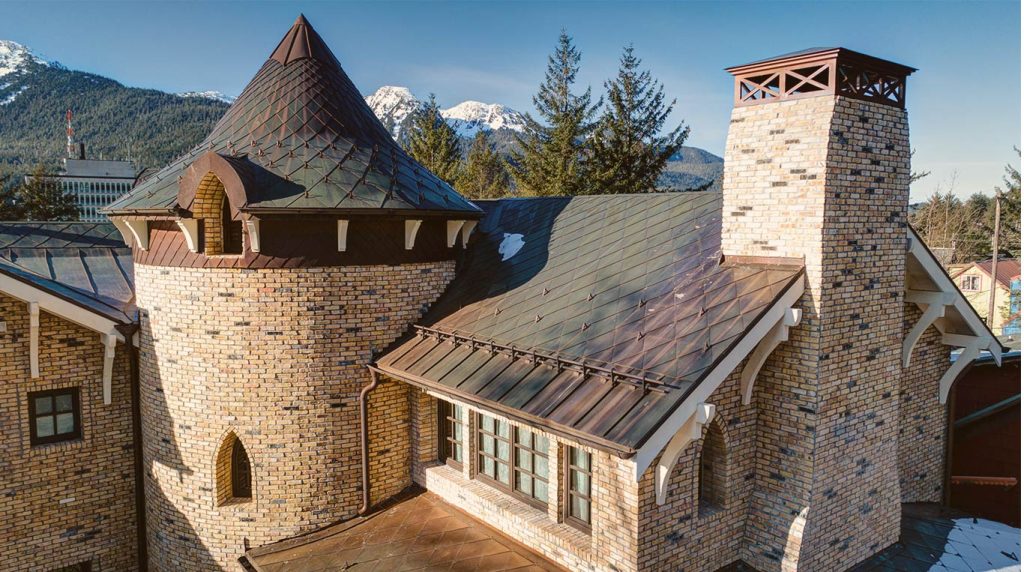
[{"x1": 3, "y1": 1, "x2": 1020, "y2": 201}]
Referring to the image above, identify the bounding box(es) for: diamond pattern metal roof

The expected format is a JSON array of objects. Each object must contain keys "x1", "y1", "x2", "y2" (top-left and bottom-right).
[
  {"x1": 105, "y1": 15, "x2": 480, "y2": 217},
  {"x1": 377, "y1": 193, "x2": 804, "y2": 453},
  {"x1": 0, "y1": 223, "x2": 136, "y2": 323}
]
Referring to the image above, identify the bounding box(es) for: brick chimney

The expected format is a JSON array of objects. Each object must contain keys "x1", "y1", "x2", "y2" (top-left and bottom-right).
[{"x1": 721, "y1": 49, "x2": 916, "y2": 571}]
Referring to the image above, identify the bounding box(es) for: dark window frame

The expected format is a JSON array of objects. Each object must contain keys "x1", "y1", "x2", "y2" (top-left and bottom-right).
[
  {"x1": 28, "y1": 387, "x2": 82, "y2": 446},
  {"x1": 512, "y1": 428, "x2": 549, "y2": 510},
  {"x1": 474, "y1": 413, "x2": 550, "y2": 511},
  {"x1": 221, "y1": 194, "x2": 244, "y2": 255},
  {"x1": 563, "y1": 446, "x2": 593, "y2": 533},
  {"x1": 437, "y1": 400, "x2": 464, "y2": 470},
  {"x1": 231, "y1": 439, "x2": 252, "y2": 499}
]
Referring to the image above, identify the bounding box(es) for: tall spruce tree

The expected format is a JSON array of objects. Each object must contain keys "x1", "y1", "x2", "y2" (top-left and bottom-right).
[
  {"x1": 17, "y1": 164, "x2": 78, "y2": 221},
  {"x1": 589, "y1": 45, "x2": 689, "y2": 194},
  {"x1": 511, "y1": 31, "x2": 600, "y2": 196},
  {"x1": 405, "y1": 94, "x2": 461, "y2": 184},
  {"x1": 456, "y1": 132, "x2": 511, "y2": 199}
]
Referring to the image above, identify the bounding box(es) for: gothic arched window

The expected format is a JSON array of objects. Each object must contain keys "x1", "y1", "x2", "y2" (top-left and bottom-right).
[
  {"x1": 698, "y1": 421, "x2": 727, "y2": 513},
  {"x1": 216, "y1": 433, "x2": 252, "y2": 505}
]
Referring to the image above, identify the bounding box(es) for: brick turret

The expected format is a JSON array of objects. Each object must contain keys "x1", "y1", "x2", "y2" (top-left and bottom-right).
[{"x1": 721, "y1": 48, "x2": 916, "y2": 571}]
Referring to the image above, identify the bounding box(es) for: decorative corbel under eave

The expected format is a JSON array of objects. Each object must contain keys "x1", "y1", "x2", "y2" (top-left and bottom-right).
[
  {"x1": 111, "y1": 219, "x2": 135, "y2": 249},
  {"x1": 28, "y1": 301, "x2": 39, "y2": 378},
  {"x1": 405, "y1": 220, "x2": 423, "y2": 250},
  {"x1": 903, "y1": 290, "x2": 956, "y2": 367},
  {"x1": 101, "y1": 332, "x2": 117, "y2": 405},
  {"x1": 124, "y1": 220, "x2": 149, "y2": 251},
  {"x1": 461, "y1": 220, "x2": 478, "y2": 247},
  {"x1": 244, "y1": 220, "x2": 261, "y2": 253},
  {"x1": 740, "y1": 307, "x2": 802, "y2": 405},
  {"x1": 938, "y1": 334, "x2": 984, "y2": 405},
  {"x1": 337, "y1": 219, "x2": 349, "y2": 252},
  {"x1": 655, "y1": 402, "x2": 716, "y2": 505},
  {"x1": 176, "y1": 219, "x2": 200, "y2": 253},
  {"x1": 446, "y1": 220, "x2": 466, "y2": 248}
]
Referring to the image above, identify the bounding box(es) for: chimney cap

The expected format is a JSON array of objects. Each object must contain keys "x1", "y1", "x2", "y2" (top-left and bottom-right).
[
  {"x1": 726, "y1": 47, "x2": 916, "y2": 76},
  {"x1": 726, "y1": 47, "x2": 916, "y2": 109}
]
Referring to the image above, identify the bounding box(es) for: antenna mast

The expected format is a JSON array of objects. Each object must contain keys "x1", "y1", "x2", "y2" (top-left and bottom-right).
[{"x1": 65, "y1": 108, "x2": 75, "y2": 159}]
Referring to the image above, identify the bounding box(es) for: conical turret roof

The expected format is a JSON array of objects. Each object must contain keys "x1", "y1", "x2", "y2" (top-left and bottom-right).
[{"x1": 107, "y1": 15, "x2": 480, "y2": 217}]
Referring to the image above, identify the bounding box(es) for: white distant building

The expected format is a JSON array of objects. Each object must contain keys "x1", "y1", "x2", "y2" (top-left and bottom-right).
[{"x1": 56, "y1": 144, "x2": 139, "y2": 222}]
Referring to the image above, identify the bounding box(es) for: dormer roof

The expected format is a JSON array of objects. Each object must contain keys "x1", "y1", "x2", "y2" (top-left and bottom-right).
[{"x1": 105, "y1": 15, "x2": 481, "y2": 219}]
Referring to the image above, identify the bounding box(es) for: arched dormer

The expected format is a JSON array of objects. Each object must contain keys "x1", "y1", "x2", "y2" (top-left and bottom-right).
[
  {"x1": 193, "y1": 172, "x2": 243, "y2": 255},
  {"x1": 698, "y1": 419, "x2": 728, "y2": 514},
  {"x1": 215, "y1": 432, "x2": 253, "y2": 505},
  {"x1": 177, "y1": 151, "x2": 255, "y2": 256}
]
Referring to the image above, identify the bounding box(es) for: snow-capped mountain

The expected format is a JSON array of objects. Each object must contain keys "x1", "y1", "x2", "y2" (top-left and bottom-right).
[
  {"x1": 178, "y1": 90, "x2": 236, "y2": 104},
  {"x1": 365, "y1": 86, "x2": 421, "y2": 139},
  {"x1": 364, "y1": 85, "x2": 526, "y2": 141},
  {"x1": 443, "y1": 100, "x2": 526, "y2": 137},
  {"x1": 0, "y1": 40, "x2": 49, "y2": 106},
  {"x1": 0, "y1": 40, "x2": 47, "y2": 79}
]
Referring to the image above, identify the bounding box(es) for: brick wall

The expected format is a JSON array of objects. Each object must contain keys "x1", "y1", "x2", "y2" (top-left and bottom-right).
[
  {"x1": 723, "y1": 95, "x2": 910, "y2": 571},
  {"x1": 0, "y1": 293, "x2": 137, "y2": 571},
  {"x1": 899, "y1": 304, "x2": 949, "y2": 502},
  {"x1": 136, "y1": 261, "x2": 454, "y2": 571},
  {"x1": 637, "y1": 369, "x2": 756, "y2": 572},
  {"x1": 406, "y1": 389, "x2": 640, "y2": 572}
]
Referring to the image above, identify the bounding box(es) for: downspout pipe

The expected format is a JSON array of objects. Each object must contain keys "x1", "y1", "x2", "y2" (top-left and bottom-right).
[
  {"x1": 358, "y1": 369, "x2": 381, "y2": 516},
  {"x1": 116, "y1": 323, "x2": 147, "y2": 571}
]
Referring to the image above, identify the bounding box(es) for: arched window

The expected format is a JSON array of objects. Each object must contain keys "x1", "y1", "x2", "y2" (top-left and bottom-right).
[
  {"x1": 216, "y1": 433, "x2": 252, "y2": 505},
  {"x1": 194, "y1": 172, "x2": 243, "y2": 256},
  {"x1": 698, "y1": 421, "x2": 727, "y2": 513}
]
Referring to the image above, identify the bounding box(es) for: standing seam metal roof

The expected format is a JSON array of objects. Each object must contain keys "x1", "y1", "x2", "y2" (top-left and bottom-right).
[{"x1": 0, "y1": 223, "x2": 136, "y2": 323}]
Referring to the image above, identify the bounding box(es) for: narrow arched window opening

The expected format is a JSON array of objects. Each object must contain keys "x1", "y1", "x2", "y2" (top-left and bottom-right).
[
  {"x1": 221, "y1": 194, "x2": 243, "y2": 254},
  {"x1": 216, "y1": 433, "x2": 252, "y2": 505},
  {"x1": 698, "y1": 422, "x2": 727, "y2": 514}
]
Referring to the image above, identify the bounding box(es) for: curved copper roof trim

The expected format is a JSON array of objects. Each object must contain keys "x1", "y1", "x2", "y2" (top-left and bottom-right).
[{"x1": 176, "y1": 151, "x2": 253, "y2": 217}]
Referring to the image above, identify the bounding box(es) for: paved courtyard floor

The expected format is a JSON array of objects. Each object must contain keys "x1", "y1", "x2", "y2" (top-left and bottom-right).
[{"x1": 244, "y1": 488, "x2": 564, "y2": 572}]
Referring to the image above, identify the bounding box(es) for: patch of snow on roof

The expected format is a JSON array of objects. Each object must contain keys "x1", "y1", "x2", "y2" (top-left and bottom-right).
[
  {"x1": 932, "y1": 517, "x2": 1020, "y2": 572},
  {"x1": 499, "y1": 233, "x2": 525, "y2": 261}
]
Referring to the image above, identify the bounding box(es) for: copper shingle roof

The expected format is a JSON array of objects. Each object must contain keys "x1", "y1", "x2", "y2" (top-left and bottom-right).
[
  {"x1": 0, "y1": 223, "x2": 135, "y2": 323},
  {"x1": 376, "y1": 194, "x2": 804, "y2": 454},
  {"x1": 105, "y1": 15, "x2": 480, "y2": 217}
]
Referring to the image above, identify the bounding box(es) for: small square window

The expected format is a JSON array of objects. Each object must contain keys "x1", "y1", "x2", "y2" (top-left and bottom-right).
[
  {"x1": 961, "y1": 275, "x2": 981, "y2": 291},
  {"x1": 29, "y1": 388, "x2": 82, "y2": 445}
]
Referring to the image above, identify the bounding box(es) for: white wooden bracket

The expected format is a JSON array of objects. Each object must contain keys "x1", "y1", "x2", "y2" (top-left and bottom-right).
[
  {"x1": 111, "y1": 219, "x2": 135, "y2": 248},
  {"x1": 405, "y1": 220, "x2": 422, "y2": 250},
  {"x1": 337, "y1": 220, "x2": 349, "y2": 252},
  {"x1": 461, "y1": 220, "x2": 478, "y2": 247},
  {"x1": 176, "y1": 219, "x2": 200, "y2": 253},
  {"x1": 101, "y1": 333, "x2": 117, "y2": 405},
  {"x1": 740, "y1": 307, "x2": 802, "y2": 405},
  {"x1": 903, "y1": 290, "x2": 955, "y2": 367},
  {"x1": 655, "y1": 402, "x2": 716, "y2": 505},
  {"x1": 244, "y1": 220, "x2": 261, "y2": 253},
  {"x1": 446, "y1": 220, "x2": 466, "y2": 248},
  {"x1": 28, "y1": 301, "x2": 39, "y2": 378},
  {"x1": 124, "y1": 220, "x2": 149, "y2": 251},
  {"x1": 939, "y1": 335, "x2": 983, "y2": 404}
]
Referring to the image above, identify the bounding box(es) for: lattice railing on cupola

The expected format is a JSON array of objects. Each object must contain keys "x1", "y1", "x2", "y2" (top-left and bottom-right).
[{"x1": 728, "y1": 48, "x2": 915, "y2": 109}]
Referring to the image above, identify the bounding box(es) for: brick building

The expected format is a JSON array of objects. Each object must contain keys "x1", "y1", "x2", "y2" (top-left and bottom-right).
[{"x1": 0, "y1": 16, "x2": 1007, "y2": 572}]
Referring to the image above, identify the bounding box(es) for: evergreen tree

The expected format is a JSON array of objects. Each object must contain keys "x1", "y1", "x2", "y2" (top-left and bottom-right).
[
  {"x1": 17, "y1": 164, "x2": 78, "y2": 221},
  {"x1": 589, "y1": 45, "x2": 689, "y2": 194},
  {"x1": 511, "y1": 31, "x2": 600, "y2": 196},
  {"x1": 0, "y1": 169, "x2": 24, "y2": 220},
  {"x1": 456, "y1": 132, "x2": 511, "y2": 199},
  {"x1": 405, "y1": 94, "x2": 461, "y2": 184}
]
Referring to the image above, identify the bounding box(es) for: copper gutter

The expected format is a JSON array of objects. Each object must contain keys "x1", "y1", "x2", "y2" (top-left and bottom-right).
[{"x1": 358, "y1": 369, "x2": 381, "y2": 516}]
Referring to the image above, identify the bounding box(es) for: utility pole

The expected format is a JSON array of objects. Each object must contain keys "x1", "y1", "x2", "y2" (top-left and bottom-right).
[{"x1": 987, "y1": 192, "x2": 1001, "y2": 331}]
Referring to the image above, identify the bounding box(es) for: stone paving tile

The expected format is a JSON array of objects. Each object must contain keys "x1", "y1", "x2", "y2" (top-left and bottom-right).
[{"x1": 246, "y1": 489, "x2": 565, "y2": 571}]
